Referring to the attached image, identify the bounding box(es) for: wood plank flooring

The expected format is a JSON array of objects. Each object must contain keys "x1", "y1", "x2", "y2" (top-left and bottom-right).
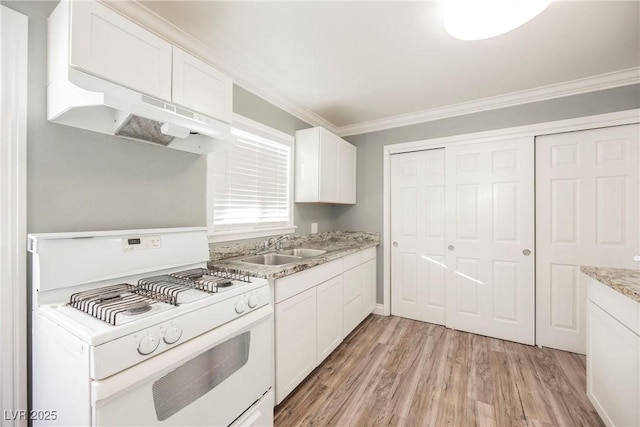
[{"x1": 274, "y1": 315, "x2": 604, "y2": 427}]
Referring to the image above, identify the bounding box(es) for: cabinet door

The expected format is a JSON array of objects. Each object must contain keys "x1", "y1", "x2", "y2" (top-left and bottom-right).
[
  {"x1": 316, "y1": 276, "x2": 343, "y2": 364},
  {"x1": 361, "y1": 258, "x2": 376, "y2": 319},
  {"x1": 343, "y1": 295, "x2": 362, "y2": 339},
  {"x1": 338, "y1": 141, "x2": 357, "y2": 204},
  {"x1": 275, "y1": 287, "x2": 316, "y2": 404},
  {"x1": 69, "y1": 0, "x2": 172, "y2": 100},
  {"x1": 343, "y1": 265, "x2": 362, "y2": 304},
  {"x1": 343, "y1": 265, "x2": 362, "y2": 338},
  {"x1": 172, "y1": 48, "x2": 233, "y2": 122},
  {"x1": 587, "y1": 301, "x2": 640, "y2": 427},
  {"x1": 318, "y1": 130, "x2": 339, "y2": 202}
]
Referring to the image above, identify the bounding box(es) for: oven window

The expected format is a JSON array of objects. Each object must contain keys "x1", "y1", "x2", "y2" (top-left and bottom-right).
[{"x1": 152, "y1": 331, "x2": 251, "y2": 421}]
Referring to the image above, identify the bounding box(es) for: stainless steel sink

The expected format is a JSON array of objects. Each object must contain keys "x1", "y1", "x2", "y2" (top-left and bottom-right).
[
  {"x1": 240, "y1": 253, "x2": 302, "y2": 266},
  {"x1": 277, "y1": 248, "x2": 327, "y2": 258}
]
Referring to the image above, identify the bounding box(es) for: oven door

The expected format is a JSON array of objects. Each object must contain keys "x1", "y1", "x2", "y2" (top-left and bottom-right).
[{"x1": 91, "y1": 305, "x2": 273, "y2": 427}]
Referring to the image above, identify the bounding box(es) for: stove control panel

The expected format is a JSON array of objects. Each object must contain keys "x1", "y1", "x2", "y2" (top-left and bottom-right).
[{"x1": 122, "y1": 235, "x2": 162, "y2": 252}]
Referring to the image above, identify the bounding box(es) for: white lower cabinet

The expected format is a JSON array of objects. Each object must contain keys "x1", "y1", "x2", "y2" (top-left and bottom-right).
[
  {"x1": 316, "y1": 276, "x2": 343, "y2": 363},
  {"x1": 362, "y1": 258, "x2": 376, "y2": 318},
  {"x1": 274, "y1": 287, "x2": 317, "y2": 405},
  {"x1": 274, "y1": 247, "x2": 377, "y2": 404},
  {"x1": 343, "y1": 262, "x2": 363, "y2": 338},
  {"x1": 586, "y1": 276, "x2": 640, "y2": 427},
  {"x1": 343, "y1": 247, "x2": 377, "y2": 338}
]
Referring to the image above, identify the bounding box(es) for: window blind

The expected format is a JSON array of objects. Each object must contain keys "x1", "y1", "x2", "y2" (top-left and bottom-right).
[{"x1": 211, "y1": 128, "x2": 292, "y2": 232}]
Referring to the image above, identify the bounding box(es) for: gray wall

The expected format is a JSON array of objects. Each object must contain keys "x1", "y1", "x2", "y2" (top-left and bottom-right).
[
  {"x1": 4, "y1": 0, "x2": 335, "y2": 235},
  {"x1": 335, "y1": 84, "x2": 640, "y2": 302},
  {"x1": 5, "y1": 0, "x2": 208, "y2": 233}
]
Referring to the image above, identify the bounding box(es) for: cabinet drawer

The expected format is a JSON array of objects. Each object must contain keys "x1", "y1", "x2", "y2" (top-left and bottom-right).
[
  {"x1": 342, "y1": 252, "x2": 362, "y2": 271},
  {"x1": 361, "y1": 247, "x2": 376, "y2": 262},
  {"x1": 274, "y1": 259, "x2": 342, "y2": 304}
]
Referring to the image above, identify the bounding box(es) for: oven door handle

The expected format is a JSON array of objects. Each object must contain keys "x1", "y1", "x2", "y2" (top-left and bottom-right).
[{"x1": 91, "y1": 304, "x2": 273, "y2": 405}]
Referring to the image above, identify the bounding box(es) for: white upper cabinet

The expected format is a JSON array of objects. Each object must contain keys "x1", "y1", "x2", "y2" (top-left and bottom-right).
[
  {"x1": 172, "y1": 48, "x2": 233, "y2": 123},
  {"x1": 68, "y1": 0, "x2": 172, "y2": 101},
  {"x1": 338, "y1": 141, "x2": 357, "y2": 203},
  {"x1": 295, "y1": 127, "x2": 357, "y2": 204},
  {"x1": 62, "y1": 0, "x2": 232, "y2": 123}
]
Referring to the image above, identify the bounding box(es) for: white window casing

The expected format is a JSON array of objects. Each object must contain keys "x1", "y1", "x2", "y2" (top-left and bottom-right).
[{"x1": 208, "y1": 114, "x2": 296, "y2": 242}]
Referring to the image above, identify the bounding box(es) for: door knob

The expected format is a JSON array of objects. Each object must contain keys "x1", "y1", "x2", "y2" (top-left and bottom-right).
[
  {"x1": 523, "y1": 249, "x2": 531, "y2": 256},
  {"x1": 392, "y1": 241, "x2": 398, "y2": 247},
  {"x1": 447, "y1": 245, "x2": 454, "y2": 251},
  {"x1": 633, "y1": 255, "x2": 640, "y2": 262}
]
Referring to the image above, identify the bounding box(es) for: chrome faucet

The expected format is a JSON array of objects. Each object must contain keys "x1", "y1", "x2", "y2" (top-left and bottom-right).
[{"x1": 257, "y1": 235, "x2": 290, "y2": 254}]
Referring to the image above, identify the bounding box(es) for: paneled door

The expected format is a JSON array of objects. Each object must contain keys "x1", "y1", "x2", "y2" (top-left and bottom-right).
[
  {"x1": 445, "y1": 138, "x2": 535, "y2": 345},
  {"x1": 536, "y1": 124, "x2": 639, "y2": 354},
  {"x1": 390, "y1": 149, "x2": 446, "y2": 325}
]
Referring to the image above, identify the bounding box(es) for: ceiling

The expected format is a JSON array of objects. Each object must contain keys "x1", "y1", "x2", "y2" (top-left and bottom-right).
[{"x1": 131, "y1": 1, "x2": 639, "y2": 134}]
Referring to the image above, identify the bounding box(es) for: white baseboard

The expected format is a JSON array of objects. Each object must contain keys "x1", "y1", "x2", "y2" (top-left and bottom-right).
[{"x1": 373, "y1": 304, "x2": 386, "y2": 316}]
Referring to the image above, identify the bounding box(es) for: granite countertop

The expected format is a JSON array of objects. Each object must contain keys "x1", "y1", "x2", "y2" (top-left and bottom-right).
[
  {"x1": 581, "y1": 265, "x2": 640, "y2": 303},
  {"x1": 208, "y1": 231, "x2": 380, "y2": 280}
]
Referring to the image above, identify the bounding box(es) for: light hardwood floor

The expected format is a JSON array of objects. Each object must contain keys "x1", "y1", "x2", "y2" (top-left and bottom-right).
[{"x1": 274, "y1": 315, "x2": 604, "y2": 427}]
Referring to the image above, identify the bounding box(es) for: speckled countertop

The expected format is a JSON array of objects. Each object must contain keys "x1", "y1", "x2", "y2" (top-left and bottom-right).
[
  {"x1": 581, "y1": 266, "x2": 640, "y2": 303},
  {"x1": 208, "y1": 231, "x2": 380, "y2": 280}
]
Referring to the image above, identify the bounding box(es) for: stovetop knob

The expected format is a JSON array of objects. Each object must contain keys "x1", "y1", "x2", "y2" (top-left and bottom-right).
[
  {"x1": 248, "y1": 294, "x2": 259, "y2": 309},
  {"x1": 163, "y1": 326, "x2": 182, "y2": 345},
  {"x1": 235, "y1": 299, "x2": 246, "y2": 314},
  {"x1": 137, "y1": 334, "x2": 159, "y2": 356}
]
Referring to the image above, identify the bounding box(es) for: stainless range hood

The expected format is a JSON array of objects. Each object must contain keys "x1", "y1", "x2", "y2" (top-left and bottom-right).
[{"x1": 46, "y1": 0, "x2": 235, "y2": 155}]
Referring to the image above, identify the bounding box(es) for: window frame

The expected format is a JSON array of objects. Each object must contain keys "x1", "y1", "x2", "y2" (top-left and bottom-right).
[{"x1": 207, "y1": 113, "x2": 296, "y2": 243}]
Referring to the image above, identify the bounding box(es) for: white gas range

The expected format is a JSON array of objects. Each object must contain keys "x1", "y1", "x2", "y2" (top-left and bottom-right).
[{"x1": 28, "y1": 227, "x2": 273, "y2": 427}]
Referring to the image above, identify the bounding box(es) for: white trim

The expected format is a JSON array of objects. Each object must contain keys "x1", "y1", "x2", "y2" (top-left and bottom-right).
[
  {"x1": 382, "y1": 109, "x2": 640, "y2": 317},
  {"x1": 0, "y1": 6, "x2": 28, "y2": 425},
  {"x1": 338, "y1": 68, "x2": 640, "y2": 137},
  {"x1": 101, "y1": 0, "x2": 338, "y2": 134},
  {"x1": 372, "y1": 304, "x2": 386, "y2": 316}
]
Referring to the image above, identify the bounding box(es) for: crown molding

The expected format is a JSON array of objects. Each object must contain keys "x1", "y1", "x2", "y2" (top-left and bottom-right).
[
  {"x1": 98, "y1": 2, "x2": 638, "y2": 139},
  {"x1": 100, "y1": 0, "x2": 338, "y2": 133},
  {"x1": 336, "y1": 67, "x2": 640, "y2": 137}
]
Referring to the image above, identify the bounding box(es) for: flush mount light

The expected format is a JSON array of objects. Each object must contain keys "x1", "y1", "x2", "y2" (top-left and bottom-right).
[{"x1": 444, "y1": 0, "x2": 552, "y2": 41}]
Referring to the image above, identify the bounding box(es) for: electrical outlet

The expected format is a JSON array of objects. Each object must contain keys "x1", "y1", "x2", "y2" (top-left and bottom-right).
[{"x1": 311, "y1": 222, "x2": 318, "y2": 234}]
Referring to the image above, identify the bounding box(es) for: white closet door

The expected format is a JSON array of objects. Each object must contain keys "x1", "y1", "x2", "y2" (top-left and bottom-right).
[
  {"x1": 390, "y1": 149, "x2": 446, "y2": 324},
  {"x1": 536, "y1": 124, "x2": 639, "y2": 354},
  {"x1": 445, "y1": 138, "x2": 535, "y2": 345}
]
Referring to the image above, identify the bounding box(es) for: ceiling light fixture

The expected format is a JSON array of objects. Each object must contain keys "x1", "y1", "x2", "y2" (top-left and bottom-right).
[{"x1": 444, "y1": 0, "x2": 552, "y2": 41}]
